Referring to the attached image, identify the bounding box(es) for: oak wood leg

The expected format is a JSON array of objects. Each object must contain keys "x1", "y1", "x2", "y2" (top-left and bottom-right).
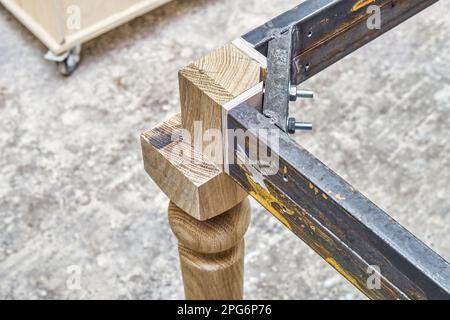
[{"x1": 168, "y1": 198, "x2": 251, "y2": 300}]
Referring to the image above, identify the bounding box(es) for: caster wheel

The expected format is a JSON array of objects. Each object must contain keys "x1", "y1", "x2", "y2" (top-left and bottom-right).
[
  {"x1": 45, "y1": 45, "x2": 82, "y2": 76},
  {"x1": 57, "y1": 45, "x2": 82, "y2": 76}
]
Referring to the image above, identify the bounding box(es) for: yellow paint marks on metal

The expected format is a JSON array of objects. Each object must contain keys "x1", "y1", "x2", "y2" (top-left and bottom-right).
[
  {"x1": 286, "y1": 210, "x2": 296, "y2": 216},
  {"x1": 352, "y1": 0, "x2": 375, "y2": 12},
  {"x1": 309, "y1": 182, "x2": 320, "y2": 196},
  {"x1": 326, "y1": 257, "x2": 364, "y2": 292},
  {"x1": 296, "y1": 209, "x2": 306, "y2": 218},
  {"x1": 322, "y1": 193, "x2": 328, "y2": 200},
  {"x1": 260, "y1": 68, "x2": 268, "y2": 81},
  {"x1": 335, "y1": 194, "x2": 346, "y2": 200},
  {"x1": 245, "y1": 172, "x2": 293, "y2": 230}
]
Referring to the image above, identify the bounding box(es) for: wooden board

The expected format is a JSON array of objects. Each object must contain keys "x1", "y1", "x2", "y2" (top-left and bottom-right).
[
  {"x1": 141, "y1": 114, "x2": 247, "y2": 221},
  {"x1": 178, "y1": 42, "x2": 264, "y2": 170},
  {"x1": 0, "y1": 0, "x2": 171, "y2": 54},
  {"x1": 141, "y1": 41, "x2": 264, "y2": 222}
]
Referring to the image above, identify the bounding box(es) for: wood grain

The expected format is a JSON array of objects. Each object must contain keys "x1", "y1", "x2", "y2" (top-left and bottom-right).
[
  {"x1": 169, "y1": 200, "x2": 251, "y2": 300},
  {"x1": 168, "y1": 198, "x2": 251, "y2": 254},
  {"x1": 178, "y1": 42, "x2": 263, "y2": 170},
  {"x1": 141, "y1": 114, "x2": 247, "y2": 221},
  {"x1": 140, "y1": 38, "x2": 262, "y2": 300}
]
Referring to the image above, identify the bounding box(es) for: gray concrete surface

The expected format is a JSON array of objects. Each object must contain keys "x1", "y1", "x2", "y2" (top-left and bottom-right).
[{"x1": 0, "y1": 0, "x2": 449, "y2": 300}]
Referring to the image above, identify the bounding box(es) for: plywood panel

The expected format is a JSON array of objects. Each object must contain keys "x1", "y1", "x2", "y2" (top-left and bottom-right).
[{"x1": 1, "y1": 0, "x2": 171, "y2": 53}]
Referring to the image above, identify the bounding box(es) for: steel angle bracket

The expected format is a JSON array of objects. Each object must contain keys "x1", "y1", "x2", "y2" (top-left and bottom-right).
[
  {"x1": 262, "y1": 26, "x2": 314, "y2": 134},
  {"x1": 262, "y1": 27, "x2": 293, "y2": 132}
]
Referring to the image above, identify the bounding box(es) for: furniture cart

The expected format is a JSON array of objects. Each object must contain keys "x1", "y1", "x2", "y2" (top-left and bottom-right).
[{"x1": 0, "y1": 0, "x2": 172, "y2": 75}]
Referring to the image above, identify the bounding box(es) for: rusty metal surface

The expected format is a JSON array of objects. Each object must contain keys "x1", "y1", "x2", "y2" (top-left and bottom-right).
[
  {"x1": 234, "y1": 0, "x2": 449, "y2": 299},
  {"x1": 262, "y1": 28, "x2": 293, "y2": 131},
  {"x1": 227, "y1": 103, "x2": 450, "y2": 299},
  {"x1": 243, "y1": 0, "x2": 439, "y2": 85}
]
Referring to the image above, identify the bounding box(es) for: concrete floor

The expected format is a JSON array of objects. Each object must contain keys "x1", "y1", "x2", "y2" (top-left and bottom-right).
[{"x1": 0, "y1": 0, "x2": 449, "y2": 300}]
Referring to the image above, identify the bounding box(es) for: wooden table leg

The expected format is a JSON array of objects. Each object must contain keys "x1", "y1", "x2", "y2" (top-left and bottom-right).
[
  {"x1": 168, "y1": 198, "x2": 251, "y2": 300},
  {"x1": 141, "y1": 41, "x2": 263, "y2": 299}
]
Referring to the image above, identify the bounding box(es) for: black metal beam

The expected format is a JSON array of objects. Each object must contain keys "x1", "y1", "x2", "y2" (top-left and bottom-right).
[
  {"x1": 226, "y1": 102, "x2": 450, "y2": 300},
  {"x1": 233, "y1": 0, "x2": 449, "y2": 299},
  {"x1": 243, "y1": 0, "x2": 438, "y2": 85}
]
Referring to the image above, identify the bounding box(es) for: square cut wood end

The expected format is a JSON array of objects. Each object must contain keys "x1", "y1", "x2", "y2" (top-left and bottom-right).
[{"x1": 141, "y1": 114, "x2": 247, "y2": 221}]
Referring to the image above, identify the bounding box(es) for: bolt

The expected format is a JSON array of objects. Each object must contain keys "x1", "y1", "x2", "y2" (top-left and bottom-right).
[
  {"x1": 287, "y1": 117, "x2": 313, "y2": 134},
  {"x1": 289, "y1": 85, "x2": 314, "y2": 101}
]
